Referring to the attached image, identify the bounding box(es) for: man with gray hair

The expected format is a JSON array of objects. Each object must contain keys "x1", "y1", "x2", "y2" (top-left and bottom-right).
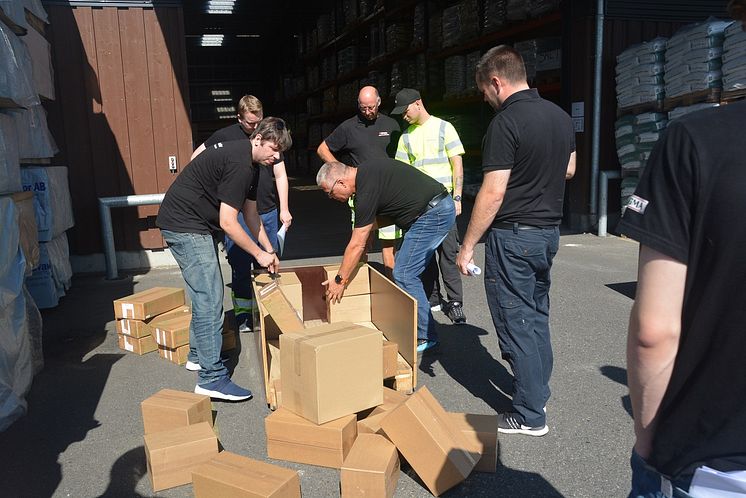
[{"x1": 318, "y1": 158, "x2": 454, "y2": 352}]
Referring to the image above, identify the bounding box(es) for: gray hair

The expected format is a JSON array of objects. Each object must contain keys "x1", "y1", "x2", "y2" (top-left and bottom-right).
[{"x1": 316, "y1": 161, "x2": 348, "y2": 187}]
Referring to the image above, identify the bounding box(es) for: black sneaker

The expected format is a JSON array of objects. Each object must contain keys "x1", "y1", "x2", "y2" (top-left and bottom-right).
[
  {"x1": 445, "y1": 301, "x2": 467, "y2": 324},
  {"x1": 497, "y1": 412, "x2": 549, "y2": 436}
]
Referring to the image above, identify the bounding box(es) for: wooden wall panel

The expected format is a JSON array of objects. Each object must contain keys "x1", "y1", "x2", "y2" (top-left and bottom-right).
[{"x1": 46, "y1": 5, "x2": 192, "y2": 255}]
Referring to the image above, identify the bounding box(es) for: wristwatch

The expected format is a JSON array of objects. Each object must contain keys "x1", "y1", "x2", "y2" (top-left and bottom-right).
[
  {"x1": 453, "y1": 195, "x2": 462, "y2": 202},
  {"x1": 334, "y1": 274, "x2": 346, "y2": 285}
]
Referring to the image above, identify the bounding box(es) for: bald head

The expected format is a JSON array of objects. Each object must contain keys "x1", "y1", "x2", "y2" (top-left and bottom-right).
[{"x1": 358, "y1": 86, "x2": 381, "y2": 121}]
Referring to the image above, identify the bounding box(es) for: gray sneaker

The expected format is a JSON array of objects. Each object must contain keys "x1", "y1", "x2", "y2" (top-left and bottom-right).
[{"x1": 497, "y1": 412, "x2": 548, "y2": 436}]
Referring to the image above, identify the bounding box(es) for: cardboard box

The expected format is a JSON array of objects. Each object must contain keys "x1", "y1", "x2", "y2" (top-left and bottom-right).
[
  {"x1": 141, "y1": 389, "x2": 213, "y2": 435},
  {"x1": 379, "y1": 386, "x2": 477, "y2": 496},
  {"x1": 328, "y1": 294, "x2": 371, "y2": 323},
  {"x1": 382, "y1": 340, "x2": 398, "y2": 378},
  {"x1": 341, "y1": 434, "x2": 399, "y2": 498},
  {"x1": 280, "y1": 322, "x2": 383, "y2": 424},
  {"x1": 265, "y1": 407, "x2": 357, "y2": 469},
  {"x1": 448, "y1": 412, "x2": 498, "y2": 473},
  {"x1": 255, "y1": 271, "x2": 303, "y2": 318},
  {"x1": 153, "y1": 312, "x2": 191, "y2": 348},
  {"x1": 257, "y1": 281, "x2": 304, "y2": 334},
  {"x1": 117, "y1": 333, "x2": 157, "y2": 355},
  {"x1": 158, "y1": 344, "x2": 189, "y2": 365},
  {"x1": 357, "y1": 410, "x2": 389, "y2": 435},
  {"x1": 113, "y1": 287, "x2": 185, "y2": 320},
  {"x1": 143, "y1": 421, "x2": 219, "y2": 492},
  {"x1": 354, "y1": 321, "x2": 378, "y2": 330},
  {"x1": 267, "y1": 339, "x2": 281, "y2": 383},
  {"x1": 324, "y1": 263, "x2": 370, "y2": 296},
  {"x1": 192, "y1": 451, "x2": 301, "y2": 498},
  {"x1": 117, "y1": 305, "x2": 190, "y2": 338},
  {"x1": 371, "y1": 387, "x2": 409, "y2": 416}
]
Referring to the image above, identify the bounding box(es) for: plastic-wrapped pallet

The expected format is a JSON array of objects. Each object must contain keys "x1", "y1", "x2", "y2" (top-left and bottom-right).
[
  {"x1": 306, "y1": 65, "x2": 319, "y2": 91},
  {"x1": 514, "y1": 39, "x2": 538, "y2": 82},
  {"x1": 459, "y1": 0, "x2": 480, "y2": 42},
  {"x1": 20, "y1": 23, "x2": 54, "y2": 100},
  {"x1": 308, "y1": 123, "x2": 321, "y2": 148},
  {"x1": 317, "y1": 14, "x2": 333, "y2": 45},
  {"x1": 306, "y1": 96, "x2": 321, "y2": 116},
  {"x1": 530, "y1": 0, "x2": 560, "y2": 17},
  {"x1": 0, "y1": 112, "x2": 21, "y2": 195},
  {"x1": 337, "y1": 46, "x2": 358, "y2": 75},
  {"x1": 24, "y1": 0, "x2": 49, "y2": 23},
  {"x1": 722, "y1": 21, "x2": 746, "y2": 90},
  {"x1": 620, "y1": 177, "x2": 639, "y2": 216},
  {"x1": 8, "y1": 191, "x2": 39, "y2": 275},
  {"x1": 390, "y1": 61, "x2": 405, "y2": 95},
  {"x1": 343, "y1": 0, "x2": 358, "y2": 25},
  {"x1": 664, "y1": 19, "x2": 732, "y2": 98},
  {"x1": 615, "y1": 112, "x2": 667, "y2": 175},
  {"x1": 413, "y1": 2, "x2": 426, "y2": 47},
  {"x1": 465, "y1": 51, "x2": 481, "y2": 94},
  {"x1": 442, "y1": 4, "x2": 461, "y2": 48},
  {"x1": 10, "y1": 105, "x2": 58, "y2": 160},
  {"x1": 46, "y1": 232, "x2": 72, "y2": 297},
  {"x1": 338, "y1": 81, "x2": 358, "y2": 106},
  {"x1": 385, "y1": 23, "x2": 411, "y2": 54},
  {"x1": 0, "y1": 23, "x2": 40, "y2": 108},
  {"x1": 0, "y1": 1, "x2": 27, "y2": 28},
  {"x1": 428, "y1": 11, "x2": 442, "y2": 52},
  {"x1": 416, "y1": 54, "x2": 427, "y2": 91},
  {"x1": 483, "y1": 0, "x2": 507, "y2": 32},
  {"x1": 25, "y1": 241, "x2": 57, "y2": 308},
  {"x1": 444, "y1": 55, "x2": 467, "y2": 98},
  {"x1": 668, "y1": 102, "x2": 720, "y2": 121},
  {"x1": 616, "y1": 37, "x2": 667, "y2": 108},
  {"x1": 20, "y1": 166, "x2": 75, "y2": 243},
  {"x1": 0, "y1": 196, "x2": 34, "y2": 431},
  {"x1": 507, "y1": 0, "x2": 530, "y2": 21}
]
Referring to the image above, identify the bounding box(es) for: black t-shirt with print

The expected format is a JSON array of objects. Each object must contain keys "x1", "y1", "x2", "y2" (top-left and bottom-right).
[
  {"x1": 157, "y1": 140, "x2": 258, "y2": 235},
  {"x1": 324, "y1": 113, "x2": 401, "y2": 166},
  {"x1": 354, "y1": 158, "x2": 444, "y2": 230},
  {"x1": 618, "y1": 100, "x2": 746, "y2": 479},
  {"x1": 204, "y1": 123, "x2": 281, "y2": 215},
  {"x1": 482, "y1": 89, "x2": 575, "y2": 227}
]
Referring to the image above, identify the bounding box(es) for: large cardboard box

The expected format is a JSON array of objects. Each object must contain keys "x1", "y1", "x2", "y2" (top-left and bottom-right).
[
  {"x1": 117, "y1": 305, "x2": 190, "y2": 338},
  {"x1": 379, "y1": 386, "x2": 477, "y2": 496},
  {"x1": 113, "y1": 287, "x2": 185, "y2": 320},
  {"x1": 341, "y1": 434, "x2": 399, "y2": 498},
  {"x1": 141, "y1": 389, "x2": 213, "y2": 435},
  {"x1": 280, "y1": 322, "x2": 383, "y2": 424},
  {"x1": 257, "y1": 281, "x2": 304, "y2": 334},
  {"x1": 265, "y1": 407, "x2": 357, "y2": 469},
  {"x1": 143, "y1": 422, "x2": 219, "y2": 492},
  {"x1": 153, "y1": 312, "x2": 191, "y2": 348},
  {"x1": 117, "y1": 333, "x2": 157, "y2": 355},
  {"x1": 448, "y1": 412, "x2": 498, "y2": 473},
  {"x1": 328, "y1": 293, "x2": 371, "y2": 323},
  {"x1": 192, "y1": 451, "x2": 301, "y2": 498},
  {"x1": 324, "y1": 263, "x2": 370, "y2": 296},
  {"x1": 255, "y1": 271, "x2": 303, "y2": 317}
]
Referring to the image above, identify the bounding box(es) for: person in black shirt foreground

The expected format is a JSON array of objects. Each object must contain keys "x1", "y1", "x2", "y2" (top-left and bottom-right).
[
  {"x1": 456, "y1": 46, "x2": 575, "y2": 437},
  {"x1": 157, "y1": 117, "x2": 292, "y2": 401},
  {"x1": 191, "y1": 95, "x2": 292, "y2": 332},
  {"x1": 317, "y1": 158, "x2": 454, "y2": 352},
  {"x1": 619, "y1": 3, "x2": 746, "y2": 494}
]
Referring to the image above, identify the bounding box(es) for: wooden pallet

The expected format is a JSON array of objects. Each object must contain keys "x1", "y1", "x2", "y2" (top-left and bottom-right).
[
  {"x1": 721, "y1": 88, "x2": 746, "y2": 103},
  {"x1": 663, "y1": 88, "x2": 721, "y2": 111},
  {"x1": 617, "y1": 100, "x2": 664, "y2": 118}
]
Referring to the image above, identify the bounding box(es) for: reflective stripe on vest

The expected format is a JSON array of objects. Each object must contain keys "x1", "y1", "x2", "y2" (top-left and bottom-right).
[
  {"x1": 401, "y1": 119, "x2": 453, "y2": 190},
  {"x1": 231, "y1": 293, "x2": 256, "y2": 315}
]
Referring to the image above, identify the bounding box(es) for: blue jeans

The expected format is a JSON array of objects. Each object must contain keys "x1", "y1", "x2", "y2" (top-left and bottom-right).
[
  {"x1": 162, "y1": 230, "x2": 228, "y2": 385},
  {"x1": 394, "y1": 197, "x2": 455, "y2": 341},
  {"x1": 484, "y1": 225, "x2": 559, "y2": 427},
  {"x1": 629, "y1": 450, "x2": 693, "y2": 498},
  {"x1": 224, "y1": 209, "x2": 279, "y2": 326}
]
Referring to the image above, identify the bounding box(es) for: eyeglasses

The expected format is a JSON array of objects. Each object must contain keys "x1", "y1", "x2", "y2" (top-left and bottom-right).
[{"x1": 328, "y1": 179, "x2": 340, "y2": 198}]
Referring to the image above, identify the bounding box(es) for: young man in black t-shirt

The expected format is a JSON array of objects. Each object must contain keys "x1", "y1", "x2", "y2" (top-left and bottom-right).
[
  {"x1": 456, "y1": 46, "x2": 575, "y2": 437},
  {"x1": 317, "y1": 159, "x2": 455, "y2": 352},
  {"x1": 191, "y1": 95, "x2": 292, "y2": 332},
  {"x1": 619, "y1": 4, "x2": 746, "y2": 492},
  {"x1": 157, "y1": 117, "x2": 292, "y2": 401}
]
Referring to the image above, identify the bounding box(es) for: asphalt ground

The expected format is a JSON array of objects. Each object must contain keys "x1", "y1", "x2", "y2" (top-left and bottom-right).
[{"x1": 0, "y1": 183, "x2": 641, "y2": 498}]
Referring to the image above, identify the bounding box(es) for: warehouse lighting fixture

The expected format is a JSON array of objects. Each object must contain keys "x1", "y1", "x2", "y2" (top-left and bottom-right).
[
  {"x1": 211, "y1": 89, "x2": 232, "y2": 101},
  {"x1": 216, "y1": 106, "x2": 236, "y2": 113},
  {"x1": 206, "y1": 0, "x2": 235, "y2": 14},
  {"x1": 236, "y1": 34, "x2": 261, "y2": 38},
  {"x1": 200, "y1": 34, "x2": 224, "y2": 47},
  {"x1": 218, "y1": 114, "x2": 235, "y2": 119}
]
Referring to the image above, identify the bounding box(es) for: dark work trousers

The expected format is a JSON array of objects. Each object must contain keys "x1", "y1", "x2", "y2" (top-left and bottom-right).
[
  {"x1": 484, "y1": 224, "x2": 559, "y2": 427},
  {"x1": 421, "y1": 222, "x2": 463, "y2": 306}
]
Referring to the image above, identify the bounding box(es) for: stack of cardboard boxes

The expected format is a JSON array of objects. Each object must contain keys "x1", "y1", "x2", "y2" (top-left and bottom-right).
[
  {"x1": 113, "y1": 287, "x2": 236, "y2": 363},
  {"x1": 141, "y1": 388, "x2": 301, "y2": 496},
  {"x1": 253, "y1": 264, "x2": 499, "y2": 496}
]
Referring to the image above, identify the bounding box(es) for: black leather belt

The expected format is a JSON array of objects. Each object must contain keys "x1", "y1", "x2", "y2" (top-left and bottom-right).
[
  {"x1": 426, "y1": 189, "x2": 450, "y2": 210},
  {"x1": 494, "y1": 221, "x2": 541, "y2": 230}
]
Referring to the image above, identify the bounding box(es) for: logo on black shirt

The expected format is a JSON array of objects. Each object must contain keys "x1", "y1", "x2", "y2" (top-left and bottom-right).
[
  {"x1": 378, "y1": 132, "x2": 390, "y2": 137},
  {"x1": 626, "y1": 195, "x2": 649, "y2": 214}
]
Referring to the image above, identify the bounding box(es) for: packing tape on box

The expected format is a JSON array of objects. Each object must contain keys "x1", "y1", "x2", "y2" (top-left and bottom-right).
[
  {"x1": 123, "y1": 336, "x2": 134, "y2": 352},
  {"x1": 121, "y1": 319, "x2": 130, "y2": 335},
  {"x1": 155, "y1": 328, "x2": 164, "y2": 345},
  {"x1": 121, "y1": 303, "x2": 135, "y2": 318}
]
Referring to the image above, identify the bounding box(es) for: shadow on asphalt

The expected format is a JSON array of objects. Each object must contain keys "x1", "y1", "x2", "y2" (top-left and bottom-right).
[
  {"x1": 96, "y1": 446, "x2": 149, "y2": 498},
  {"x1": 605, "y1": 281, "x2": 637, "y2": 300},
  {"x1": 600, "y1": 365, "x2": 633, "y2": 417}
]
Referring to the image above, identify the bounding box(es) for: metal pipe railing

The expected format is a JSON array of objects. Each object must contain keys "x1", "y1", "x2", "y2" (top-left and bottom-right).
[
  {"x1": 98, "y1": 194, "x2": 165, "y2": 279},
  {"x1": 598, "y1": 170, "x2": 621, "y2": 237}
]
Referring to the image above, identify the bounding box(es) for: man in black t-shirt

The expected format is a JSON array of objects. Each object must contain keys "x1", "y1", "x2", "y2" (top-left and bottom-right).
[
  {"x1": 317, "y1": 159, "x2": 454, "y2": 352},
  {"x1": 619, "y1": 4, "x2": 746, "y2": 493},
  {"x1": 157, "y1": 117, "x2": 292, "y2": 401},
  {"x1": 191, "y1": 95, "x2": 292, "y2": 331},
  {"x1": 317, "y1": 86, "x2": 402, "y2": 276},
  {"x1": 456, "y1": 46, "x2": 575, "y2": 437}
]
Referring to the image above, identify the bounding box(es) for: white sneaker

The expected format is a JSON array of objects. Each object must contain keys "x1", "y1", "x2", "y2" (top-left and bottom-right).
[
  {"x1": 185, "y1": 360, "x2": 201, "y2": 371},
  {"x1": 238, "y1": 323, "x2": 251, "y2": 333}
]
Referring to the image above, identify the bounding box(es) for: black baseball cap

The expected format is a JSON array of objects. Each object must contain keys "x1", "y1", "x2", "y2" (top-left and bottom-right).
[{"x1": 391, "y1": 88, "x2": 421, "y2": 114}]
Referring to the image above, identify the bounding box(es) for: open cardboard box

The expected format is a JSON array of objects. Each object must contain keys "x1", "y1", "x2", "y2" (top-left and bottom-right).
[{"x1": 251, "y1": 264, "x2": 417, "y2": 409}]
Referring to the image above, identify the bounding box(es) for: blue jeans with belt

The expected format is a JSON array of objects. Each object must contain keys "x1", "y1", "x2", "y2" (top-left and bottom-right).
[
  {"x1": 393, "y1": 197, "x2": 455, "y2": 342},
  {"x1": 225, "y1": 209, "x2": 279, "y2": 327},
  {"x1": 161, "y1": 230, "x2": 228, "y2": 385},
  {"x1": 484, "y1": 224, "x2": 559, "y2": 427},
  {"x1": 629, "y1": 450, "x2": 693, "y2": 498}
]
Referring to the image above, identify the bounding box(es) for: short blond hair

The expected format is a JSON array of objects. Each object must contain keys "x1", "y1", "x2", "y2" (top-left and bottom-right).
[{"x1": 238, "y1": 95, "x2": 263, "y2": 116}]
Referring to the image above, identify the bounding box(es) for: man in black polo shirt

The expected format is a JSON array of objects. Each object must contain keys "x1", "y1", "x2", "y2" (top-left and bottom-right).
[
  {"x1": 191, "y1": 95, "x2": 292, "y2": 332},
  {"x1": 157, "y1": 117, "x2": 291, "y2": 401},
  {"x1": 317, "y1": 159, "x2": 454, "y2": 352},
  {"x1": 619, "y1": 3, "x2": 746, "y2": 494},
  {"x1": 457, "y1": 45, "x2": 575, "y2": 436},
  {"x1": 317, "y1": 86, "x2": 401, "y2": 276}
]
